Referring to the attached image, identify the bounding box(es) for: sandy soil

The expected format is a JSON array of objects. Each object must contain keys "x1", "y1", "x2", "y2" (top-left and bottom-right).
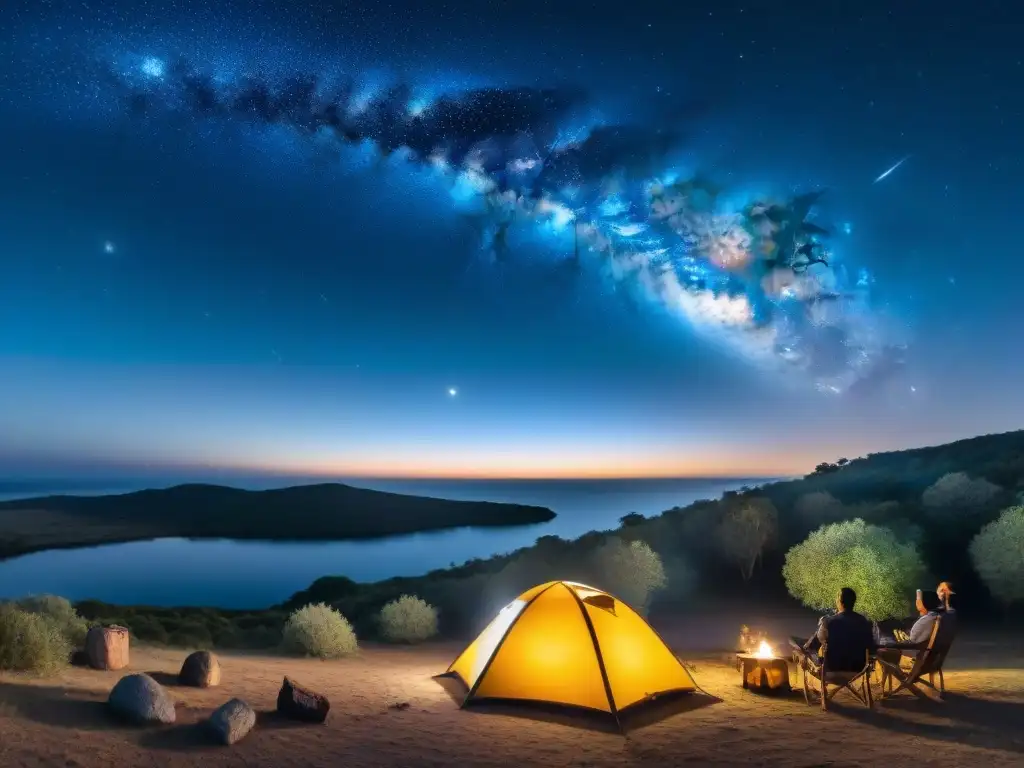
[{"x1": 2, "y1": 611, "x2": 1023, "y2": 768}]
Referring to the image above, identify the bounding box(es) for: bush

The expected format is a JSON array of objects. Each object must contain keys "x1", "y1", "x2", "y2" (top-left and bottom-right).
[
  {"x1": 923, "y1": 472, "x2": 1001, "y2": 510},
  {"x1": 589, "y1": 538, "x2": 666, "y2": 614},
  {"x1": 782, "y1": 519, "x2": 925, "y2": 621},
  {"x1": 0, "y1": 603, "x2": 72, "y2": 675},
  {"x1": 127, "y1": 615, "x2": 170, "y2": 644},
  {"x1": 282, "y1": 603, "x2": 358, "y2": 659},
  {"x1": 969, "y1": 506, "x2": 1024, "y2": 605},
  {"x1": 16, "y1": 595, "x2": 90, "y2": 648},
  {"x1": 378, "y1": 595, "x2": 439, "y2": 643}
]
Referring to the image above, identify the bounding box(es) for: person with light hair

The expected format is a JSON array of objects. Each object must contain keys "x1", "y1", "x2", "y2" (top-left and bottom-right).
[{"x1": 937, "y1": 581, "x2": 956, "y2": 612}]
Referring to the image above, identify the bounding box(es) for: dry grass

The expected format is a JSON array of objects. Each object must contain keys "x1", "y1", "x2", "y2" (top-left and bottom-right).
[{"x1": 1, "y1": 609, "x2": 1023, "y2": 767}]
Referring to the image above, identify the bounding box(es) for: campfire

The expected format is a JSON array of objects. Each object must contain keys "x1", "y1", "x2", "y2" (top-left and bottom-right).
[
  {"x1": 754, "y1": 640, "x2": 776, "y2": 659},
  {"x1": 737, "y1": 634, "x2": 791, "y2": 693}
]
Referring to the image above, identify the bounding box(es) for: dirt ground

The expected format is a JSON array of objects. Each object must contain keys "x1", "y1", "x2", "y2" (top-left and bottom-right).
[{"x1": 2, "y1": 610, "x2": 1023, "y2": 768}]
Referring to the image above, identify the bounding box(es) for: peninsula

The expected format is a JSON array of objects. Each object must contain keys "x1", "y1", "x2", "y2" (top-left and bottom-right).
[{"x1": 0, "y1": 483, "x2": 557, "y2": 560}]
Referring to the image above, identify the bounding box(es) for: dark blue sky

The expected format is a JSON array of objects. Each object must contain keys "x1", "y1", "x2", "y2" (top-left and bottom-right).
[{"x1": 1, "y1": 0, "x2": 1021, "y2": 479}]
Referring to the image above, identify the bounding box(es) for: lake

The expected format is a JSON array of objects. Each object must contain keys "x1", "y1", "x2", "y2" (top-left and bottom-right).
[{"x1": 0, "y1": 476, "x2": 769, "y2": 608}]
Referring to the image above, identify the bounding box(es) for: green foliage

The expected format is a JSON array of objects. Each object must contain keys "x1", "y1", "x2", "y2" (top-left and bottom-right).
[
  {"x1": 922, "y1": 472, "x2": 1001, "y2": 510},
  {"x1": 589, "y1": 538, "x2": 666, "y2": 613},
  {"x1": 716, "y1": 496, "x2": 778, "y2": 581},
  {"x1": 619, "y1": 512, "x2": 646, "y2": 528},
  {"x1": 0, "y1": 603, "x2": 72, "y2": 675},
  {"x1": 969, "y1": 506, "x2": 1024, "y2": 605},
  {"x1": 378, "y1": 595, "x2": 439, "y2": 643},
  {"x1": 783, "y1": 519, "x2": 925, "y2": 621},
  {"x1": 283, "y1": 603, "x2": 358, "y2": 659},
  {"x1": 16, "y1": 594, "x2": 90, "y2": 648}
]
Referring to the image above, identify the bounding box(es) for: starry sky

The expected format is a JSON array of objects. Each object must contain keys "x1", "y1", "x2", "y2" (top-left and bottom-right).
[{"x1": 1, "y1": 0, "x2": 1022, "y2": 480}]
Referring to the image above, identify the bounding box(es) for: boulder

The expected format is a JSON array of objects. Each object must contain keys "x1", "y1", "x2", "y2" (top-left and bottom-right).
[
  {"x1": 179, "y1": 650, "x2": 221, "y2": 688},
  {"x1": 276, "y1": 677, "x2": 330, "y2": 723},
  {"x1": 108, "y1": 673, "x2": 176, "y2": 724},
  {"x1": 206, "y1": 698, "x2": 256, "y2": 745},
  {"x1": 86, "y1": 625, "x2": 130, "y2": 671}
]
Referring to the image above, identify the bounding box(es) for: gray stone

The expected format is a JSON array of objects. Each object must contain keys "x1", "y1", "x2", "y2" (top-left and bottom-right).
[
  {"x1": 107, "y1": 673, "x2": 176, "y2": 725},
  {"x1": 179, "y1": 650, "x2": 221, "y2": 688},
  {"x1": 206, "y1": 698, "x2": 256, "y2": 745}
]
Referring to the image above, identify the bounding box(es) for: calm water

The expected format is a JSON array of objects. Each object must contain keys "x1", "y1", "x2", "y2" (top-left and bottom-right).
[{"x1": 0, "y1": 476, "x2": 766, "y2": 608}]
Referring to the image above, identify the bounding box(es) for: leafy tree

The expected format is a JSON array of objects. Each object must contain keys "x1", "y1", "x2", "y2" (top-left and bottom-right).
[
  {"x1": 619, "y1": 512, "x2": 646, "y2": 528},
  {"x1": 716, "y1": 496, "x2": 778, "y2": 582},
  {"x1": 922, "y1": 472, "x2": 1001, "y2": 510},
  {"x1": 783, "y1": 519, "x2": 925, "y2": 621},
  {"x1": 589, "y1": 539, "x2": 666, "y2": 614},
  {"x1": 969, "y1": 506, "x2": 1024, "y2": 605}
]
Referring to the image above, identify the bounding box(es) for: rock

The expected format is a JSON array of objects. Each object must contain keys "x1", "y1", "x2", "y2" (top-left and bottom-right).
[
  {"x1": 179, "y1": 650, "x2": 221, "y2": 688},
  {"x1": 276, "y1": 677, "x2": 330, "y2": 723},
  {"x1": 108, "y1": 673, "x2": 176, "y2": 724},
  {"x1": 206, "y1": 698, "x2": 256, "y2": 745},
  {"x1": 86, "y1": 625, "x2": 130, "y2": 671}
]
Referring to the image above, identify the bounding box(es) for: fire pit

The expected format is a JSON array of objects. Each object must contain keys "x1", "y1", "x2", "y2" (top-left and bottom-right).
[{"x1": 737, "y1": 640, "x2": 792, "y2": 694}]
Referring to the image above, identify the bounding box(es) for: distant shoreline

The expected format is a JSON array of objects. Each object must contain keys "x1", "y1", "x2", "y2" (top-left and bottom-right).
[{"x1": 0, "y1": 482, "x2": 557, "y2": 562}]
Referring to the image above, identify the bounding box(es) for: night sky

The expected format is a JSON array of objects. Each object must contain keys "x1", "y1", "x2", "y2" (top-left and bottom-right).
[{"x1": 1, "y1": 0, "x2": 1021, "y2": 480}]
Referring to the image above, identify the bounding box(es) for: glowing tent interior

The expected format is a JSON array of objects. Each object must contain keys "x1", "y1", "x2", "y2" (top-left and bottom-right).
[{"x1": 445, "y1": 580, "x2": 698, "y2": 724}]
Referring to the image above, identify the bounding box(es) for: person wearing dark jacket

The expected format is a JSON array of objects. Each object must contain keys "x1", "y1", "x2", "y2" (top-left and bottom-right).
[{"x1": 789, "y1": 587, "x2": 877, "y2": 672}]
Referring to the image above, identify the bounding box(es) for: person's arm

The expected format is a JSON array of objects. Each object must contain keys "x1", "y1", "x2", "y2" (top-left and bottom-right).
[
  {"x1": 804, "y1": 616, "x2": 826, "y2": 652},
  {"x1": 906, "y1": 614, "x2": 936, "y2": 646}
]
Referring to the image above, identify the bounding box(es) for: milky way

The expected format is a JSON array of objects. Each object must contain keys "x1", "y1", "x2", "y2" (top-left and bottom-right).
[{"x1": 95, "y1": 51, "x2": 903, "y2": 395}]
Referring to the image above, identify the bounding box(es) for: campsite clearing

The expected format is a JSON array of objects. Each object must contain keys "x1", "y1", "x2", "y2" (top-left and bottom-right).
[{"x1": 1, "y1": 616, "x2": 1023, "y2": 768}]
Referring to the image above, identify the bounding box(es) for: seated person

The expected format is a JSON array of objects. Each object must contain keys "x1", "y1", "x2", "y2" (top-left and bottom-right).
[
  {"x1": 879, "y1": 589, "x2": 947, "y2": 662},
  {"x1": 789, "y1": 587, "x2": 876, "y2": 672}
]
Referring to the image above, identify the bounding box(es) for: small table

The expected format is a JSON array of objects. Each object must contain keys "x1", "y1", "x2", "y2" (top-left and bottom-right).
[{"x1": 737, "y1": 653, "x2": 792, "y2": 693}]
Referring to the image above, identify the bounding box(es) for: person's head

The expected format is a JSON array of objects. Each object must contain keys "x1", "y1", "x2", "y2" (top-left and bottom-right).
[
  {"x1": 916, "y1": 589, "x2": 942, "y2": 614},
  {"x1": 837, "y1": 587, "x2": 857, "y2": 612},
  {"x1": 937, "y1": 581, "x2": 955, "y2": 608}
]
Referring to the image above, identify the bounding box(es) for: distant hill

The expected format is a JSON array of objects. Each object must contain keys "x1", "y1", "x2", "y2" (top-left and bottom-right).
[{"x1": 0, "y1": 482, "x2": 557, "y2": 559}]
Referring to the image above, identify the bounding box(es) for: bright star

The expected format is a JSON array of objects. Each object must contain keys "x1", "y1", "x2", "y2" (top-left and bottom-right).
[
  {"x1": 448, "y1": 387, "x2": 458, "y2": 397},
  {"x1": 103, "y1": 241, "x2": 116, "y2": 254}
]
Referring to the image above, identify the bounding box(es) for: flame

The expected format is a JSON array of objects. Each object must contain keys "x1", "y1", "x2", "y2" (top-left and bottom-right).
[{"x1": 754, "y1": 640, "x2": 775, "y2": 659}]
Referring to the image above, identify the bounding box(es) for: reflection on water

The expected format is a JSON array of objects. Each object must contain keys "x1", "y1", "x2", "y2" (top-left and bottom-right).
[{"x1": 0, "y1": 477, "x2": 763, "y2": 608}]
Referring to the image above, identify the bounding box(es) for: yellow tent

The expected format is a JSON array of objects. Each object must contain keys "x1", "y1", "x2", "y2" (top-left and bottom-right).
[{"x1": 446, "y1": 580, "x2": 697, "y2": 723}]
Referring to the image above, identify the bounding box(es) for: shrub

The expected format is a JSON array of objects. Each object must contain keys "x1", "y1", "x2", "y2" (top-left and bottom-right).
[
  {"x1": 782, "y1": 519, "x2": 925, "y2": 621},
  {"x1": 16, "y1": 595, "x2": 90, "y2": 649},
  {"x1": 589, "y1": 538, "x2": 666, "y2": 614},
  {"x1": 127, "y1": 615, "x2": 170, "y2": 645},
  {"x1": 0, "y1": 603, "x2": 72, "y2": 675},
  {"x1": 923, "y1": 472, "x2": 1001, "y2": 510},
  {"x1": 969, "y1": 506, "x2": 1024, "y2": 605},
  {"x1": 282, "y1": 603, "x2": 358, "y2": 659},
  {"x1": 378, "y1": 595, "x2": 439, "y2": 644}
]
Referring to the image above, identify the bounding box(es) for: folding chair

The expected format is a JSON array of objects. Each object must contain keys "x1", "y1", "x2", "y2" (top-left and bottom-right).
[
  {"x1": 798, "y1": 624, "x2": 875, "y2": 711},
  {"x1": 877, "y1": 614, "x2": 957, "y2": 702}
]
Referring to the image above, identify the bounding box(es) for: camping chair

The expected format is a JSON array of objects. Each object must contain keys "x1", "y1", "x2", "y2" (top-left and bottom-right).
[
  {"x1": 877, "y1": 614, "x2": 956, "y2": 702},
  {"x1": 798, "y1": 625, "x2": 875, "y2": 711}
]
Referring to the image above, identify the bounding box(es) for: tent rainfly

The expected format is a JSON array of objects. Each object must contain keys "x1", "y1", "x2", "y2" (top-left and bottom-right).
[{"x1": 445, "y1": 580, "x2": 697, "y2": 726}]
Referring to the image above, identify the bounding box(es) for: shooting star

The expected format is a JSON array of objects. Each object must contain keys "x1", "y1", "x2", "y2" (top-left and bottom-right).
[{"x1": 873, "y1": 155, "x2": 910, "y2": 184}]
